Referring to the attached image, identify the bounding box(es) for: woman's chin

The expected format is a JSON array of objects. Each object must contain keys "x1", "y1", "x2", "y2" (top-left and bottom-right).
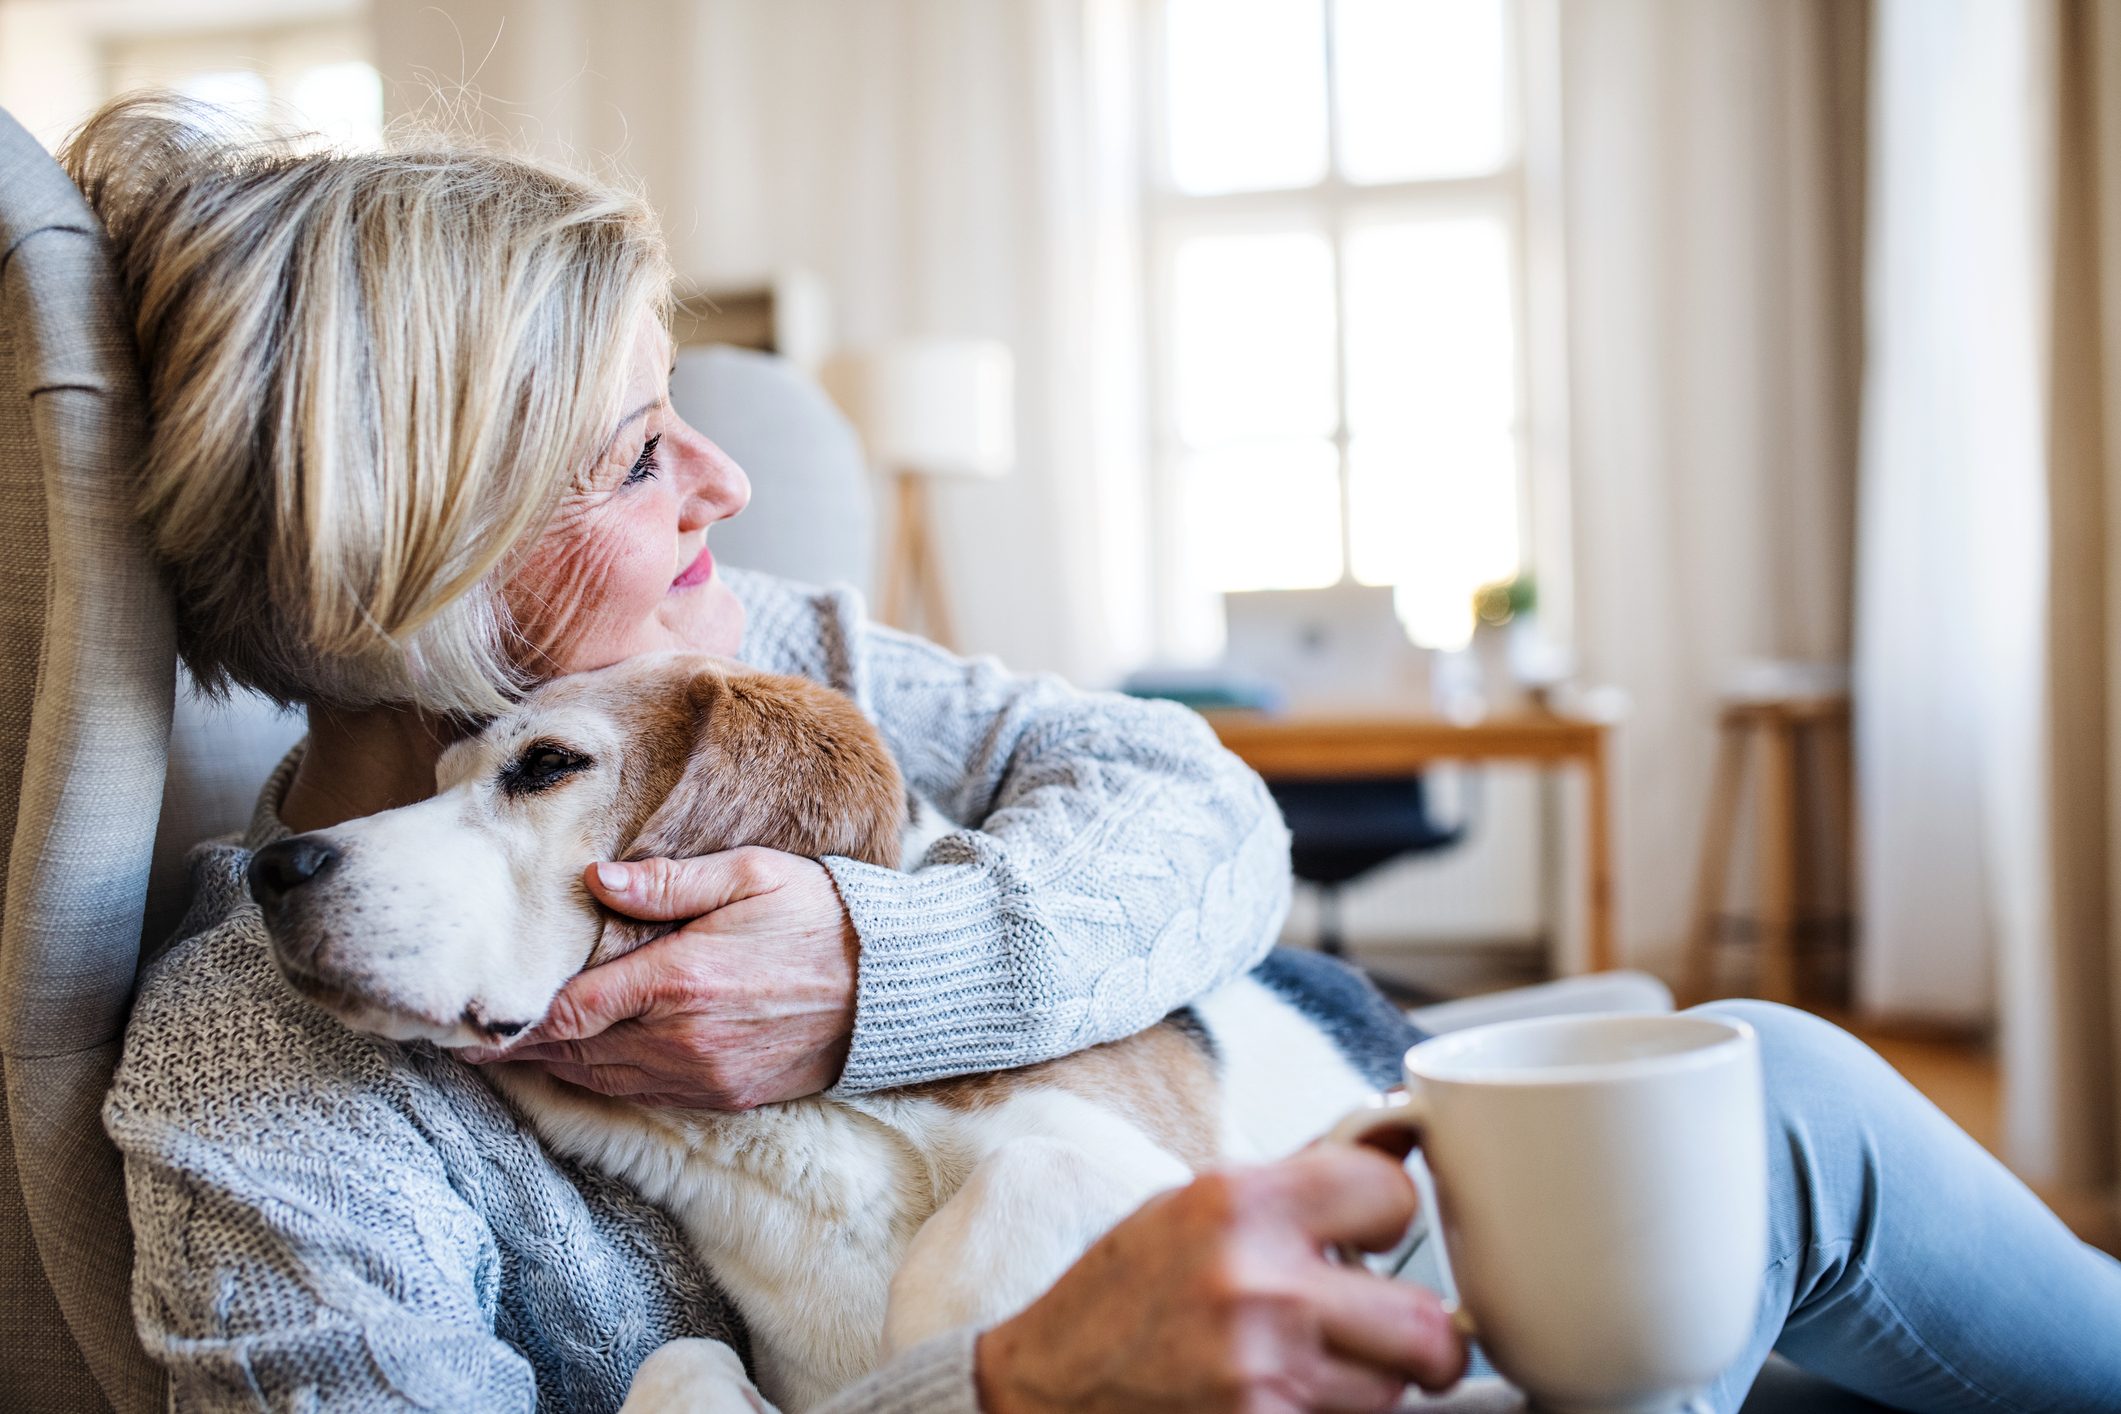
[{"x1": 660, "y1": 574, "x2": 745, "y2": 656}]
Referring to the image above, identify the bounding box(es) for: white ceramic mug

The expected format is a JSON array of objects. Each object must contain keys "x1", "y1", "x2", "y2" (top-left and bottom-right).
[{"x1": 1329, "y1": 1013, "x2": 1767, "y2": 1414}]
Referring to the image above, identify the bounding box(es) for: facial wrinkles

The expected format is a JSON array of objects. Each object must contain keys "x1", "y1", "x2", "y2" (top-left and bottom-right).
[{"x1": 509, "y1": 489, "x2": 650, "y2": 672}]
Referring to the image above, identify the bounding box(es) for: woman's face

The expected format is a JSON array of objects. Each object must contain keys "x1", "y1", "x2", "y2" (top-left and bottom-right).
[{"x1": 505, "y1": 310, "x2": 752, "y2": 675}]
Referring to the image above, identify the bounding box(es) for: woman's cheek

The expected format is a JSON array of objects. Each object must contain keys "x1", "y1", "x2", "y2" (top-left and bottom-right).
[{"x1": 508, "y1": 506, "x2": 668, "y2": 674}]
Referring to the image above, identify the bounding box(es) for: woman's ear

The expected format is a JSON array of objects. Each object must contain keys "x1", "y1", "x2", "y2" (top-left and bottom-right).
[{"x1": 624, "y1": 666, "x2": 907, "y2": 870}]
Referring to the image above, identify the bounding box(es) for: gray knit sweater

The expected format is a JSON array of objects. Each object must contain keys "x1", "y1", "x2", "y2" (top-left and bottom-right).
[{"x1": 105, "y1": 567, "x2": 1293, "y2": 1412}]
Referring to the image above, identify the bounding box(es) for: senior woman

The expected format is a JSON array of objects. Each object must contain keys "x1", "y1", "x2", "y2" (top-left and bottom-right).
[
  {"x1": 71, "y1": 94, "x2": 1458, "y2": 1413},
  {"x1": 68, "y1": 94, "x2": 2121, "y2": 1414}
]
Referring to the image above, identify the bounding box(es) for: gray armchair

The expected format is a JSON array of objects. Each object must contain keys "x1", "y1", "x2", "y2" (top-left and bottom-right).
[{"x1": 0, "y1": 104, "x2": 167, "y2": 1414}]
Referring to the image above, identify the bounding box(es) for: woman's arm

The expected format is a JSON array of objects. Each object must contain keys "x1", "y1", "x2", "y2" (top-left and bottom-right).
[
  {"x1": 107, "y1": 903, "x2": 726, "y2": 1413},
  {"x1": 115, "y1": 1112, "x2": 538, "y2": 1412},
  {"x1": 822, "y1": 617, "x2": 1292, "y2": 1092}
]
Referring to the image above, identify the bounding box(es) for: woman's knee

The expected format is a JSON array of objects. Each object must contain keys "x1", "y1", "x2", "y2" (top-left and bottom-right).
[
  {"x1": 1687, "y1": 1000, "x2": 1872, "y2": 1078},
  {"x1": 1684, "y1": 1001, "x2": 1902, "y2": 1266},
  {"x1": 1683, "y1": 1000, "x2": 1902, "y2": 1145}
]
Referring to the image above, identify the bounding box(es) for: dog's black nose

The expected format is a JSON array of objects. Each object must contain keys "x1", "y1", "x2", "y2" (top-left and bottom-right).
[{"x1": 248, "y1": 837, "x2": 340, "y2": 910}]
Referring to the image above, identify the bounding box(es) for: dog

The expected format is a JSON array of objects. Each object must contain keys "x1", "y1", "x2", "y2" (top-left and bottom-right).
[{"x1": 248, "y1": 652, "x2": 1409, "y2": 1411}]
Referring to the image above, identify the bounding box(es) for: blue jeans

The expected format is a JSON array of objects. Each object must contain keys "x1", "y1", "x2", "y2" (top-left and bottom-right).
[{"x1": 1691, "y1": 1001, "x2": 2121, "y2": 1412}]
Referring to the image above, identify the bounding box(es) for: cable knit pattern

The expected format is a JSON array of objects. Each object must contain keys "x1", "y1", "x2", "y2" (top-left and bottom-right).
[{"x1": 104, "y1": 568, "x2": 1287, "y2": 1410}]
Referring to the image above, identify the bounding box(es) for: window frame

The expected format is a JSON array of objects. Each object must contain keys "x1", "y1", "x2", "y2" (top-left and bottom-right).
[{"x1": 1139, "y1": 0, "x2": 1562, "y2": 658}]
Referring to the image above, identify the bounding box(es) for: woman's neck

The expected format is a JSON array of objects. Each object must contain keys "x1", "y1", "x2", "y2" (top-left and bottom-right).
[{"x1": 279, "y1": 703, "x2": 463, "y2": 834}]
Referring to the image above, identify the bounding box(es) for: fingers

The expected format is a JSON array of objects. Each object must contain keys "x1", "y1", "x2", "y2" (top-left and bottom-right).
[
  {"x1": 536, "y1": 1061, "x2": 743, "y2": 1111},
  {"x1": 536, "y1": 1058, "x2": 667, "y2": 1097},
  {"x1": 460, "y1": 950, "x2": 668, "y2": 1062},
  {"x1": 1266, "y1": 1145, "x2": 1421, "y2": 1253},
  {"x1": 1310, "y1": 1265, "x2": 1469, "y2": 1393},
  {"x1": 525, "y1": 942, "x2": 678, "y2": 1044},
  {"x1": 1299, "y1": 1350, "x2": 1411, "y2": 1412},
  {"x1": 466, "y1": 1021, "x2": 659, "y2": 1081},
  {"x1": 587, "y1": 848, "x2": 779, "y2": 922},
  {"x1": 455, "y1": 945, "x2": 670, "y2": 1060}
]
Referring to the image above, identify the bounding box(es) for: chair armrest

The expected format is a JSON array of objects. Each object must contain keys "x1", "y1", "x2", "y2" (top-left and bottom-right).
[{"x1": 1406, "y1": 971, "x2": 1674, "y2": 1035}]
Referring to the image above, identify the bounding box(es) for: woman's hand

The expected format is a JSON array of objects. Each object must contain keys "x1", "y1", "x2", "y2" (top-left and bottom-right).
[
  {"x1": 975, "y1": 1145, "x2": 1468, "y2": 1414},
  {"x1": 464, "y1": 848, "x2": 860, "y2": 1109}
]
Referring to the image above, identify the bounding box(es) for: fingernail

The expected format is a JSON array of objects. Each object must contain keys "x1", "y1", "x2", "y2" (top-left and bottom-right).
[{"x1": 596, "y1": 861, "x2": 632, "y2": 892}]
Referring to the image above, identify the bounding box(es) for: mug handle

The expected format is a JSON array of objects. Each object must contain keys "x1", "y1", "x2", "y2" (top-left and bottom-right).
[
  {"x1": 1321, "y1": 1087, "x2": 1481, "y2": 1343},
  {"x1": 1324, "y1": 1086, "x2": 1425, "y2": 1152}
]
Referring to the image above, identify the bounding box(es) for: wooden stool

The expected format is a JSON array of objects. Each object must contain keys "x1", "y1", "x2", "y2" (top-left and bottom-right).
[{"x1": 1684, "y1": 686, "x2": 1855, "y2": 1005}]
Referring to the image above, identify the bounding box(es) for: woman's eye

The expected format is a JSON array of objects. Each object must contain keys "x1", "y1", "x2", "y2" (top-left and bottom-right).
[{"x1": 623, "y1": 433, "x2": 663, "y2": 486}]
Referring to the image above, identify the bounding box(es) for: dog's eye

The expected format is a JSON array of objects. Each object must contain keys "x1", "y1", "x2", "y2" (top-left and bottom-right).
[{"x1": 500, "y1": 742, "x2": 593, "y2": 796}]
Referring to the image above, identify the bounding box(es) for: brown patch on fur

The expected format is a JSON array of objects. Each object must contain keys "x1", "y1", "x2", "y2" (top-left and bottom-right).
[
  {"x1": 561, "y1": 654, "x2": 906, "y2": 964},
  {"x1": 625, "y1": 661, "x2": 905, "y2": 866},
  {"x1": 903, "y1": 1021, "x2": 1223, "y2": 1173}
]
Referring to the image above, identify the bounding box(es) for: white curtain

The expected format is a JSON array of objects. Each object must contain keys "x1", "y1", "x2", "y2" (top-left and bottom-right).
[
  {"x1": 371, "y1": 0, "x2": 1151, "y2": 685},
  {"x1": 1853, "y1": 0, "x2": 2048, "y2": 1029},
  {"x1": 1859, "y1": 0, "x2": 2121, "y2": 1197},
  {"x1": 1555, "y1": 0, "x2": 1868, "y2": 976}
]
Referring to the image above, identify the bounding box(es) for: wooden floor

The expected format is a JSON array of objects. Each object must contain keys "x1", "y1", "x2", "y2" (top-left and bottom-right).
[{"x1": 1843, "y1": 1019, "x2": 2120, "y2": 1256}]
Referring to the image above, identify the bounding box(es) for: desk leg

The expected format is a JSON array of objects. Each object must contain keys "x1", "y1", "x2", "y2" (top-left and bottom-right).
[{"x1": 1586, "y1": 737, "x2": 1616, "y2": 972}]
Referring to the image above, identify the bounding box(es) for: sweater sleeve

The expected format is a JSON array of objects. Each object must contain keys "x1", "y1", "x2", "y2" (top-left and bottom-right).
[
  {"x1": 113, "y1": 1132, "x2": 537, "y2": 1413},
  {"x1": 103, "y1": 886, "x2": 735, "y2": 1414},
  {"x1": 815, "y1": 614, "x2": 1293, "y2": 1093}
]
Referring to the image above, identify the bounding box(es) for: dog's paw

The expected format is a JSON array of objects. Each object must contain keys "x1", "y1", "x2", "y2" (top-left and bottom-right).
[{"x1": 618, "y1": 1339, "x2": 777, "y2": 1414}]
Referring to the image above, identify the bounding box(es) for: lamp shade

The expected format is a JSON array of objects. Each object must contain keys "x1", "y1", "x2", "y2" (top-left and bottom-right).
[{"x1": 824, "y1": 337, "x2": 1015, "y2": 479}]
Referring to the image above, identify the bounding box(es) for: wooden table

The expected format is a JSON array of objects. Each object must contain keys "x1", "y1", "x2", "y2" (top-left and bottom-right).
[{"x1": 1204, "y1": 710, "x2": 1618, "y2": 974}]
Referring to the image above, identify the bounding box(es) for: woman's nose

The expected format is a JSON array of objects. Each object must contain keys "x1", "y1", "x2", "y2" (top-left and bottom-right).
[{"x1": 676, "y1": 428, "x2": 752, "y2": 530}]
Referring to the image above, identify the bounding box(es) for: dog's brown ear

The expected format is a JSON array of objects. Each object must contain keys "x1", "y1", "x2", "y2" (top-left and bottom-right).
[{"x1": 624, "y1": 666, "x2": 907, "y2": 870}]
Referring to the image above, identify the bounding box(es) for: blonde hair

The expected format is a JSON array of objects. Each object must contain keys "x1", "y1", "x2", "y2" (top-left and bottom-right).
[{"x1": 62, "y1": 93, "x2": 672, "y2": 717}]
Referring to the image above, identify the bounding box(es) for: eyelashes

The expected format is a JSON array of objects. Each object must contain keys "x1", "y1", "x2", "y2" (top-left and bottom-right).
[{"x1": 623, "y1": 433, "x2": 663, "y2": 486}]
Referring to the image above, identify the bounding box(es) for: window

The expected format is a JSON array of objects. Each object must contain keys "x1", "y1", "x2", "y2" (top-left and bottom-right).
[
  {"x1": 105, "y1": 19, "x2": 383, "y2": 151},
  {"x1": 1147, "y1": 0, "x2": 1533, "y2": 654}
]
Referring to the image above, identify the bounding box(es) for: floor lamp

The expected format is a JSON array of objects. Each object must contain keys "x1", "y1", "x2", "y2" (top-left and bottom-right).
[{"x1": 826, "y1": 339, "x2": 1015, "y2": 650}]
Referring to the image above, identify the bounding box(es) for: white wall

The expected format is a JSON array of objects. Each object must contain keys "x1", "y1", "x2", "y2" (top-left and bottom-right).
[
  {"x1": 0, "y1": 0, "x2": 366, "y2": 150},
  {"x1": 0, "y1": 1, "x2": 105, "y2": 148}
]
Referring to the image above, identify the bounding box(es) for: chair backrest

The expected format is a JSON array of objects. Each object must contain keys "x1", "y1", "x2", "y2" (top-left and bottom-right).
[{"x1": 0, "y1": 106, "x2": 170, "y2": 1414}]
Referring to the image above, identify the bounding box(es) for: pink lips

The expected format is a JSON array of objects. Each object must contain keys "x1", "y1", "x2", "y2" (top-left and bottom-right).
[{"x1": 672, "y1": 544, "x2": 715, "y2": 591}]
